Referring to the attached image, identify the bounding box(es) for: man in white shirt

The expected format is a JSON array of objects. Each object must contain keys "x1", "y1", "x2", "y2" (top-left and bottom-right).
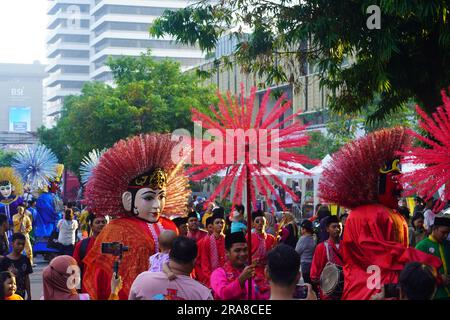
[
  {"x1": 423, "y1": 198, "x2": 436, "y2": 232},
  {"x1": 129, "y1": 236, "x2": 213, "y2": 300}
]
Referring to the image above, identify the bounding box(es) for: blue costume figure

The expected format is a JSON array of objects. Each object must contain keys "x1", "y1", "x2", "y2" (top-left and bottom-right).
[
  {"x1": 0, "y1": 168, "x2": 25, "y2": 239},
  {"x1": 33, "y1": 165, "x2": 64, "y2": 255},
  {"x1": 12, "y1": 145, "x2": 63, "y2": 256}
]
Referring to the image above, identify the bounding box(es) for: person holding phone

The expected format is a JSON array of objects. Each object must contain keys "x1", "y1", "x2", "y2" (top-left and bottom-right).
[
  {"x1": 371, "y1": 262, "x2": 437, "y2": 300},
  {"x1": 266, "y1": 244, "x2": 317, "y2": 300},
  {"x1": 210, "y1": 231, "x2": 267, "y2": 300}
]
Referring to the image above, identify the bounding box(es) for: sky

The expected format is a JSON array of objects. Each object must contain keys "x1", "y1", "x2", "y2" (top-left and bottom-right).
[{"x1": 0, "y1": 0, "x2": 48, "y2": 64}]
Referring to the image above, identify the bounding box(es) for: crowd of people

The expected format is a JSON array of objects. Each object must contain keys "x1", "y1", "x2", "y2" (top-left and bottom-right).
[
  {"x1": 0, "y1": 128, "x2": 449, "y2": 301},
  {"x1": 1, "y1": 194, "x2": 448, "y2": 301}
]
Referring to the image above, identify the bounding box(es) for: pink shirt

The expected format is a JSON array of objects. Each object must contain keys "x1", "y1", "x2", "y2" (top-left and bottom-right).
[
  {"x1": 148, "y1": 253, "x2": 170, "y2": 272},
  {"x1": 210, "y1": 263, "x2": 269, "y2": 300},
  {"x1": 129, "y1": 271, "x2": 213, "y2": 300}
]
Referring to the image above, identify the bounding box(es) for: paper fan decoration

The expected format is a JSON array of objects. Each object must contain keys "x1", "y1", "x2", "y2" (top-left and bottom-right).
[
  {"x1": 12, "y1": 144, "x2": 58, "y2": 190},
  {"x1": 80, "y1": 149, "x2": 106, "y2": 185}
]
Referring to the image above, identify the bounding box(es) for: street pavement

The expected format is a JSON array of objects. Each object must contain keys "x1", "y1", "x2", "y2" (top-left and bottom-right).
[{"x1": 29, "y1": 254, "x2": 48, "y2": 300}]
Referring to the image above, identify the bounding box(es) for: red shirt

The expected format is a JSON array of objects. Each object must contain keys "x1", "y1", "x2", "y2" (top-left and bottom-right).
[
  {"x1": 246, "y1": 231, "x2": 275, "y2": 296},
  {"x1": 73, "y1": 236, "x2": 96, "y2": 293},
  {"x1": 310, "y1": 239, "x2": 343, "y2": 300},
  {"x1": 187, "y1": 229, "x2": 208, "y2": 243},
  {"x1": 195, "y1": 234, "x2": 226, "y2": 288},
  {"x1": 247, "y1": 232, "x2": 276, "y2": 266}
]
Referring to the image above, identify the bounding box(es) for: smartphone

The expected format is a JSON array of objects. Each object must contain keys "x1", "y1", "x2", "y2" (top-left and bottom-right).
[
  {"x1": 384, "y1": 283, "x2": 400, "y2": 299},
  {"x1": 293, "y1": 284, "x2": 308, "y2": 299}
]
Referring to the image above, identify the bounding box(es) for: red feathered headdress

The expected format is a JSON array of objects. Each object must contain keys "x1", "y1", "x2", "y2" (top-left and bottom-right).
[
  {"x1": 319, "y1": 127, "x2": 411, "y2": 209},
  {"x1": 85, "y1": 133, "x2": 190, "y2": 217},
  {"x1": 399, "y1": 90, "x2": 450, "y2": 209}
]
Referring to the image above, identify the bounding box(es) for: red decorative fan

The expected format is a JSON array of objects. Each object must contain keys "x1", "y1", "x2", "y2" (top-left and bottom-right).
[
  {"x1": 399, "y1": 89, "x2": 450, "y2": 210},
  {"x1": 187, "y1": 84, "x2": 318, "y2": 213},
  {"x1": 186, "y1": 84, "x2": 318, "y2": 298}
]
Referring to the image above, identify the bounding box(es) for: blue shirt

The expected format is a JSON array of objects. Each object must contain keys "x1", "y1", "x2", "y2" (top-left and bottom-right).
[{"x1": 231, "y1": 221, "x2": 247, "y2": 233}]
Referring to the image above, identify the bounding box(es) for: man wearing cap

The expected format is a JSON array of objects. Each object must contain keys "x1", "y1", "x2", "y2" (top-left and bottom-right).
[
  {"x1": 196, "y1": 207, "x2": 226, "y2": 287},
  {"x1": 295, "y1": 219, "x2": 316, "y2": 284},
  {"x1": 416, "y1": 209, "x2": 450, "y2": 300},
  {"x1": 210, "y1": 231, "x2": 268, "y2": 300},
  {"x1": 194, "y1": 216, "x2": 214, "y2": 282},
  {"x1": 247, "y1": 210, "x2": 275, "y2": 296},
  {"x1": 187, "y1": 211, "x2": 207, "y2": 242},
  {"x1": 172, "y1": 217, "x2": 188, "y2": 237},
  {"x1": 310, "y1": 215, "x2": 343, "y2": 300}
]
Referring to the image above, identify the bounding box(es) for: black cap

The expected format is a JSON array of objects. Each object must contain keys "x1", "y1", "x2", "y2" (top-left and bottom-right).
[
  {"x1": 300, "y1": 219, "x2": 313, "y2": 231},
  {"x1": 252, "y1": 210, "x2": 264, "y2": 221},
  {"x1": 172, "y1": 217, "x2": 188, "y2": 227},
  {"x1": 434, "y1": 211, "x2": 450, "y2": 227},
  {"x1": 212, "y1": 207, "x2": 225, "y2": 221},
  {"x1": 205, "y1": 216, "x2": 215, "y2": 226},
  {"x1": 325, "y1": 215, "x2": 339, "y2": 227},
  {"x1": 212, "y1": 206, "x2": 224, "y2": 216},
  {"x1": 187, "y1": 211, "x2": 200, "y2": 219},
  {"x1": 225, "y1": 231, "x2": 247, "y2": 250}
]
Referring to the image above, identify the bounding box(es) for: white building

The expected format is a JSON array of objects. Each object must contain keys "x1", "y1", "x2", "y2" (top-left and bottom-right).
[
  {"x1": 45, "y1": 0, "x2": 91, "y2": 121},
  {"x1": 45, "y1": 0, "x2": 205, "y2": 125},
  {"x1": 90, "y1": 0, "x2": 205, "y2": 84}
]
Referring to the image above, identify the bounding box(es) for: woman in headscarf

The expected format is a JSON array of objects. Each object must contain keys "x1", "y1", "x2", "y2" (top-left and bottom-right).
[
  {"x1": 277, "y1": 212, "x2": 299, "y2": 248},
  {"x1": 264, "y1": 212, "x2": 276, "y2": 236},
  {"x1": 42, "y1": 255, "x2": 122, "y2": 300}
]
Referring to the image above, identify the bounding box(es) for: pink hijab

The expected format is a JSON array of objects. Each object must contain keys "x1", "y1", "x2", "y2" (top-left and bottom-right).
[{"x1": 43, "y1": 255, "x2": 80, "y2": 300}]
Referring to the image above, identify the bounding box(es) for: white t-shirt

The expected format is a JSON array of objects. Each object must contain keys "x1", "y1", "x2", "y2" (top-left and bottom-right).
[
  {"x1": 285, "y1": 192, "x2": 293, "y2": 205},
  {"x1": 57, "y1": 219, "x2": 78, "y2": 246},
  {"x1": 129, "y1": 271, "x2": 213, "y2": 300},
  {"x1": 423, "y1": 209, "x2": 436, "y2": 230}
]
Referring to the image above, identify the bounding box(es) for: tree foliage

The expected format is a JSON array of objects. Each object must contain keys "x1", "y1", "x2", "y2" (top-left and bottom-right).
[
  {"x1": 151, "y1": 0, "x2": 450, "y2": 120},
  {"x1": 38, "y1": 53, "x2": 217, "y2": 174},
  {"x1": 296, "y1": 101, "x2": 418, "y2": 161},
  {"x1": 0, "y1": 150, "x2": 16, "y2": 167}
]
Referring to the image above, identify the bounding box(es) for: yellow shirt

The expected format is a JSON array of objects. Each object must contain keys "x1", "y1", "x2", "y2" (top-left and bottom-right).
[
  {"x1": 5, "y1": 294, "x2": 24, "y2": 300},
  {"x1": 13, "y1": 214, "x2": 32, "y2": 234},
  {"x1": 79, "y1": 209, "x2": 90, "y2": 233},
  {"x1": 201, "y1": 211, "x2": 213, "y2": 227}
]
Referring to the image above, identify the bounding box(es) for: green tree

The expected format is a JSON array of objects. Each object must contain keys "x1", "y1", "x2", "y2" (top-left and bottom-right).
[
  {"x1": 151, "y1": 0, "x2": 450, "y2": 120},
  {"x1": 294, "y1": 101, "x2": 417, "y2": 161},
  {"x1": 293, "y1": 131, "x2": 339, "y2": 168},
  {"x1": 0, "y1": 150, "x2": 16, "y2": 167},
  {"x1": 38, "y1": 52, "x2": 217, "y2": 174}
]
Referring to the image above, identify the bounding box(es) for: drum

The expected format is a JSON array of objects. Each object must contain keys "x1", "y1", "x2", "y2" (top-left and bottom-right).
[{"x1": 320, "y1": 262, "x2": 344, "y2": 300}]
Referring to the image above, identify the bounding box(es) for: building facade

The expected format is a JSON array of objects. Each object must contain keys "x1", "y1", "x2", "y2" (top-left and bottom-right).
[
  {"x1": 46, "y1": 0, "x2": 91, "y2": 120},
  {"x1": 45, "y1": 0, "x2": 205, "y2": 125},
  {"x1": 0, "y1": 62, "x2": 46, "y2": 150},
  {"x1": 188, "y1": 36, "x2": 331, "y2": 131},
  {"x1": 90, "y1": 0, "x2": 205, "y2": 84}
]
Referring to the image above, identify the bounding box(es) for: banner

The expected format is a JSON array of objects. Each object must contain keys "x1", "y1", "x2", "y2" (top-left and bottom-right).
[{"x1": 9, "y1": 106, "x2": 31, "y2": 132}]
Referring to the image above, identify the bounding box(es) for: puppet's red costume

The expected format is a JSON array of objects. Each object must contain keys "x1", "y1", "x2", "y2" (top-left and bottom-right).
[
  {"x1": 319, "y1": 127, "x2": 442, "y2": 300},
  {"x1": 82, "y1": 134, "x2": 190, "y2": 300}
]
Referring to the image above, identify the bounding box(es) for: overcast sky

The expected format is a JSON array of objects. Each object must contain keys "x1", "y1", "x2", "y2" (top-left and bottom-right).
[{"x1": 0, "y1": 0, "x2": 47, "y2": 64}]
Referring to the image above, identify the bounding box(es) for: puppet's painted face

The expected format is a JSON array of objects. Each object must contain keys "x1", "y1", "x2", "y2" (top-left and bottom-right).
[
  {"x1": 0, "y1": 183, "x2": 13, "y2": 198},
  {"x1": 378, "y1": 159, "x2": 402, "y2": 209},
  {"x1": 122, "y1": 188, "x2": 166, "y2": 223},
  {"x1": 122, "y1": 168, "x2": 168, "y2": 223}
]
